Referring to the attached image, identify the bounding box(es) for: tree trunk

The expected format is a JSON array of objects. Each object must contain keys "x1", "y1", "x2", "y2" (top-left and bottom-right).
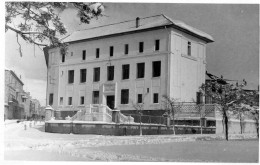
[
  {"x1": 224, "y1": 114, "x2": 229, "y2": 141},
  {"x1": 172, "y1": 119, "x2": 175, "y2": 135}
]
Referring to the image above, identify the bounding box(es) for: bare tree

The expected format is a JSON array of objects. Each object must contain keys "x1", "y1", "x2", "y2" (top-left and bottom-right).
[{"x1": 162, "y1": 95, "x2": 182, "y2": 135}]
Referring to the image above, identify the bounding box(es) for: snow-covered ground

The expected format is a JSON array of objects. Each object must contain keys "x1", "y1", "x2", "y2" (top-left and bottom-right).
[{"x1": 4, "y1": 121, "x2": 258, "y2": 161}]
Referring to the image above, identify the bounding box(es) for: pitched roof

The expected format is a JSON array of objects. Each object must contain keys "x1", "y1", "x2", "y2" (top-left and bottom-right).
[{"x1": 63, "y1": 14, "x2": 214, "y2": 43}]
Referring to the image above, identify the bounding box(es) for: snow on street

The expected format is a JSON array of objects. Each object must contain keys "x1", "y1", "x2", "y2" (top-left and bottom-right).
[{"x1": 4, "y1": 121, "x2": 259, "y2": 162}]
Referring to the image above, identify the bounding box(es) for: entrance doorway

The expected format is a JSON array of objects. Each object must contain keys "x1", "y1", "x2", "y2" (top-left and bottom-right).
[{"x1": 106, "y1": 95, "x2": 115, "y2": 109}]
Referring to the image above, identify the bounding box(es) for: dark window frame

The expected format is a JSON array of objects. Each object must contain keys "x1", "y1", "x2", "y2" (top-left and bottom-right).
[
  {"x1": 107, "y1": 66, "x2": 114, "y2": 81},
  {"x1": 122, "y1": 64, "x2": 130, "y2": 80},
  {"x1": 96, "y1": 48, "x2": 100, "y2": 58},
  {"x1": 155, "y1": 39, "x2": 160, "y2": 51},
  {"x1": 93, "y1": 67, "x2": 100, "y2": 82},
  {"x1": 60, "y1": 97, "x2": 63, "y2": 105},
  {"x1": 137, "y1": 63, "x2": 145, "y2": 78},
  {"x1": 49, "y1": 93, "x2": 53, "y2": 105},
  {"x1": 82, "y1": 50, "x2": 86, "y2": 60},
  {"x1": 68, "y1": 70, "x2": 74, "y2": 84},
  {"x1": 93, "y1": 91, "x2": 99, "y2": 104},
  {"x1": 124, "y1": 44, "x2": 129, "y2": 55},
  {"x1": 68, "y1": 97, "x2": 72, "y2": 105},
  {"x1": 110, "y1": 46, "x2": 114, "y2": 57},
  {"x1": 80, "y1": 96, "x2": 84, "y2": 105},
  {"x1": 188, "y1": 41, "x2": 191, "y2": 56},
  {"x1": 152, "y1": 61, "x2": 161, "y2": 77},
  {"x1": 121, "y1": 89, "x2": 129, "y2": 104},
  {"x1": 153, "y1": 93, "x2": 159, "y2": 103},
  {"x1": 137, "y1": 94, "x2": 142, "y2": 103},
  {"x1": 139, "y1": 42, "x2": 144, "y2": 53},
  {"x1": 80, "y1": 69, "x2": 87, "y2": 83},
  {"x1": 61, "y1": 54, "x2": 65, "y2": 63}
]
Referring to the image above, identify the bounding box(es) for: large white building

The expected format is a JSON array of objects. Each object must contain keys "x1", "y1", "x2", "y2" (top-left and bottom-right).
[{"x1": 44, "y1": 14, "x2": 214, "y2": 117}]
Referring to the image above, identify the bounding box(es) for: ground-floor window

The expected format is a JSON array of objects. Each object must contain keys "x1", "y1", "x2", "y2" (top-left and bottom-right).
[
  {"x1": 153, "y1": 93, "x2": 159, "y2": 103},
  {"x1": 80, "y1": 96, "x2": 84, "y2": 105},
  {"x1": 68, "y1": 97, "x2": 72, "y2": 105},
  {"x1": 93, "y1": 91, "x2": 99, "y2": 104}
]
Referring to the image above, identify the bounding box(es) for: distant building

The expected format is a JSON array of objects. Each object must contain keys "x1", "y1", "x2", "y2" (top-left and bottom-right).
[
  {"x1": 5, "y1": 69, "x2": 25, "y2": 119},
  {"x1": 44, "y1": 14, "x2": 214, "y2": 117},
  {"x1": 30, "y1": 99, "x2": 41, "y2": 119}
]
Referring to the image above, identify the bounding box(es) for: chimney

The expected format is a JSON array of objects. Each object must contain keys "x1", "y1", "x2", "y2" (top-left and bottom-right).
[{"x1": 136, "y1": 17, "x2": 140, "y2": 28}]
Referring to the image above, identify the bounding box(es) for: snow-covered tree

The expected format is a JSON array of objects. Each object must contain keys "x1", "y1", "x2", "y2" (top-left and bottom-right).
[
  {"x1": 200, "y1": 77, "x2": 252, "y2": 140},
  {"x1": 5, "y1": 2, "x2": 104, "y2": 56}
]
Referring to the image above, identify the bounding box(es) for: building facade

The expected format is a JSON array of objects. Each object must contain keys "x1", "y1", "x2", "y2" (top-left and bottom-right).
[
  {"x1": 44, "y1": 14, "x2": 214, "y2": 116},
  {"x1": 5, "y1": 69, "x2": 25, "y2": 119}
]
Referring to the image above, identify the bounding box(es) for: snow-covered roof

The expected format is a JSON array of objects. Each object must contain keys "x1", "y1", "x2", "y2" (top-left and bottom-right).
[{"x1": 63, "y1": 14, "x2": 214, "y2": 43}]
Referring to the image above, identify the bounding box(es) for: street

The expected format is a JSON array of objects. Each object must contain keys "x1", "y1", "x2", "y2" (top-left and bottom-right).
[{"x1": 4, "y1": 121, "x2": 259, "y2": 162}]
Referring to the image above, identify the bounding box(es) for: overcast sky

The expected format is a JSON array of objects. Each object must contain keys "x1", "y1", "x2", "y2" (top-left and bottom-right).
[{"x1": 5, "y1": 3, "x2": 259, "y2": 106}]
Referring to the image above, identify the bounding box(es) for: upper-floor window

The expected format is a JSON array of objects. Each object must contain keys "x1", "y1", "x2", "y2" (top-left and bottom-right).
[
  {"x1": 107, "y1": 66, "x2": 114, "y2": 81},
  {"x1": 96, "y1": 48, "x2": 100, "y2": 58},
  {"x1": 49, "y1": 93, "x2": 53, "y2": 105},
  {"x1": 82, "y1": 50, "x2": 86, "y2": 60},
  {"x1": 121, "y1": 89, "x2": 129, "y2": 104},
  {"x1": 122, "y1": 64, "x2": 130, "y2": 80},
  {"x1": 139, "y1": 42, "x2": 144, "y2": 53},
  {"x1": 152, "y1": 61, "x2": 161, "y2": 77},
  {"x1": 110, "y1": 46, "x2": 114, "y2": 57},
  {"x1": 187, "y1": 41, "x2": 191, "y2": 56},
  {"x1": 68, "y1": 70, "x2": 74, "y2": 84},
  {"x1": 137, "y1": 63, "x2": 145, "y2": 78},
  {"x1": 68, "y1": 97, "x2": 72, "y2": 105},
  {"x1": 93, "y1": 91, "x2": 99, "y2": 104},
  {"x1": 155, "y1": 39, "x2": 160, "y2": 51},
  {"x1": 124, "y1": 44, "x2": 129, "y2": 55},
  {"x1": 80, "y1": 69, "x2": 87, "y2": 83},
  {"x1": 61, "y1": 54, "x2": 65, "y2": 63},
  {"x1": 71, "y1": 52, "x2": 73, "y2": 56},
  {"x1": 153, "y1": 93, "x2": 159, "y2": 103},
  {"x1": 93, "y1": 67, "x2": 100, "y2": 82}
]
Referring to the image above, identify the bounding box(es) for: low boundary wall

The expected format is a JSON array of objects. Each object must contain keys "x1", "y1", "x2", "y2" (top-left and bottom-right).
[{"x1": 45, "y1": 121, "x2": 216, "y2": 135}]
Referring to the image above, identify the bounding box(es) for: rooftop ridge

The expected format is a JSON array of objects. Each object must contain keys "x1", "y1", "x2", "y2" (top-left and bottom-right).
[{"x1": 75, "y1": 14, "x2": 164, "y2": 32}]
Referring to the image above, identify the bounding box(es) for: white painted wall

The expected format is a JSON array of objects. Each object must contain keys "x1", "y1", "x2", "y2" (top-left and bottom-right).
[{"x1": 46, "y1": 27, "x2": 208, "y2": 111}]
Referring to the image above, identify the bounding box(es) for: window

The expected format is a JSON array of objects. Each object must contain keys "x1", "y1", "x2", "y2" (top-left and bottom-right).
[
  {"x1": 110, "y1": 46, "x2": 114, "y2": 57},
  {"x1": 139, "y1": 42, "x2": 144, "y2": 53},
  {"x1": 107, "y1": 66, "x2": 114, "y2": 81},
  {"x1": 187, "y1": 41, "x2": 191, "y2": 56},
  {"x1": 80, "y1": 69, "x2": 87, "y2": 83},
  {"x1": 71, "y1": 52, "x2": 73, "y2": 56},
  {"x1": 96, "y1": 48, "x2": 99, "y2": 58},
  {"x1": 152, "y1": 61, "x2": 161, "y2": 77},
  {"x1": 155, "y1": 39, "x2": 160, "y2": 51},
  {"x1": 68, "y1": 70, "x2": 74, "y2": 84},
  {"x1": 121, "y1": 89, "x2": 129, "y2": 104},
  {"x1": 80, "y1": 96, "x2": 84, "y2": 105},
  {"x1": 153, "y1": 93, "x2": 159, "y2": 103},
  {"x1": 124, "y1": 44, "x2": 129, "y2": 55},
  {"x1": 49, "y1": 93, "x2": 53, "y2": 105},
  {"x1": 60, "y1": 97, "x2": 63, "y2": 105},
  {"x1": 137, "y1": 94, "x2": 142, "y2": 103},
  {"x1": 61, "y1": 54, "x2": 65, "y2": 63},
  {"x1": 122, "y1": 64, "x2": 130, "y2": 80},
  {"x1": 93, "y1": 67, "x2": 100, "y2": 82},
  {"x1": 82, "y1": 50, "x2": 86, "y2": 60},
  {"x1": 68, "y1": 97, "x2": 72, "y2": 105},
  {"x1": 137, "y1": 63, "x2": 145, "y2": 78},
  {"x1": 93, "y1": 91, "x2": 99, "y2": 104}
]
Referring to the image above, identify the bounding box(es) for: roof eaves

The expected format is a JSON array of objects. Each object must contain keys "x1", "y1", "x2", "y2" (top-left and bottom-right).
[{"x1": 161, "y1": 14, "x2": 214, "y2": 43}]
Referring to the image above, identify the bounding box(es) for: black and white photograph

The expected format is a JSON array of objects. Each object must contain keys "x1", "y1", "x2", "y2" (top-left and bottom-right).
[{"x1": 3, "y1": 0, "x2": 259, "y2": 163}]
